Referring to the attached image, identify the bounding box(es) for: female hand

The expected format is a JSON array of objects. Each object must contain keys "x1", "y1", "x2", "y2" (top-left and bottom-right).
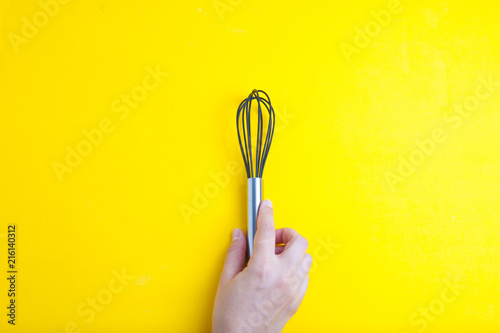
[{"x1": 212, "y1": 199, "x2": 312, "y2": 333}]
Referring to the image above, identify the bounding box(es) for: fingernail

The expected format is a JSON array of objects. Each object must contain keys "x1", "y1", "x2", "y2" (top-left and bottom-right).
[
  {"x1": 262, "y1": 199, "x2": 273, "y2": 208},
  {"x1": 232, "y1": 228, "x2": 240, "y2": 240}
]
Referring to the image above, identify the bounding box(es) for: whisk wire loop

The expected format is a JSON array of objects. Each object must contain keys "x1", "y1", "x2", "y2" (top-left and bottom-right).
[{"x1": 236, "y1": 89, "x2": 275, "y2": 179}]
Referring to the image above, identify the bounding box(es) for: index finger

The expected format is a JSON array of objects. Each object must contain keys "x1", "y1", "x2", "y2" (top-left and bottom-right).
[
  {"x1": 251, "y1": 199, "x2": 275, "y2": 260},
  {"x1": 275, "y1": 228, "x2": 300, "y2": 245},
  {"x1": 275, "y1": 227, "x2": 309, "y2": 264}
]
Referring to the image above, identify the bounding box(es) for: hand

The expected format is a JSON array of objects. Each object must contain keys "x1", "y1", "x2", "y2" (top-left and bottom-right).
[{"x1": 212, "y1": 199, "x2": 312, "y2": 333}]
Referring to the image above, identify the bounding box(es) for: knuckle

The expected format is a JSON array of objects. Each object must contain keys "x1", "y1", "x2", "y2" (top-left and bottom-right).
[
  {"x1": 278, "y1": 271, "x2": 291, "y2": 287},
  {"x1": 281, "y1": 272, "x2": 301, "y2": 295},
  {"x1": 286, "y1": 228, "x2": 299, "y2": 238},
  {"x1": 252, "y1": 261, "x2": 273, "y2": 282},
  {"x1": 304, "y1": 253, "x2": 313, "y2": 266},
  {"x1": 298, "y1": 253, "x2": 313, "y2": 274},
  {"x1": 289, "y1": 275, "x2": 303, "y2": 293},
  {"x1": 298, "y1": 236, "x2": 309, "y2": 249}
]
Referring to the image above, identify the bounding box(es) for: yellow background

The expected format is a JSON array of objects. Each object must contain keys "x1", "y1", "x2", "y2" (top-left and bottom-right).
[{"x1": 1, "y1": 0, "x2": 500, "y2": 332}]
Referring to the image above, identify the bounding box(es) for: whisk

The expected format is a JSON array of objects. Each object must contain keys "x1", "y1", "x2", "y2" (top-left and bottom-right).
[{"x1": 236, "y1": 89, "x2": 275, "y2": 257}]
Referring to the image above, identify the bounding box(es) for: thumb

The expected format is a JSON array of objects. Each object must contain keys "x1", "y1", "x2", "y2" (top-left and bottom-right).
[{"x1": 219, "y1": 228, "x2": 246, "y2": 285}]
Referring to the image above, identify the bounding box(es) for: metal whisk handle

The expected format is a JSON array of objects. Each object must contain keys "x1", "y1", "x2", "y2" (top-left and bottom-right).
[{"x1": 247, "y1": 177, "x2": 262, "y2": 257}]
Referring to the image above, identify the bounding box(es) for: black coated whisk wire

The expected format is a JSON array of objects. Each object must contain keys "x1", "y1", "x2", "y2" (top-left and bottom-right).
[{"x1": 237, "y1": 89, "x2": 276, "y2": 179}]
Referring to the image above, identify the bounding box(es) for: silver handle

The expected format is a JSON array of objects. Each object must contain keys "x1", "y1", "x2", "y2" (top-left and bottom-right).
[{"x1": 247, "y1": 177, "x2": 262, "y2": 258}]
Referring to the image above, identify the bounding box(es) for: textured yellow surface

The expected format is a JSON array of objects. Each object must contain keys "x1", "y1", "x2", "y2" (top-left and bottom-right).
[{"x1": 1, "y1": 0, "x2": 500, "y2": 332}]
